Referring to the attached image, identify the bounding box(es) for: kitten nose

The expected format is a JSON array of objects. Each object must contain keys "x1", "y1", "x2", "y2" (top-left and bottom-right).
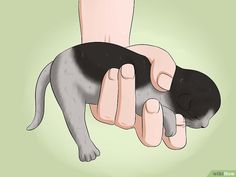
[{"x1": 201, "y1": 123, "x2": 208, "y2": 128}]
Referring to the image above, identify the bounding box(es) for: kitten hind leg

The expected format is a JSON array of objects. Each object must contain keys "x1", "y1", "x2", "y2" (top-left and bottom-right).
[{"x1": 51, "y1": 79, "x2": 100, "y2": 162}]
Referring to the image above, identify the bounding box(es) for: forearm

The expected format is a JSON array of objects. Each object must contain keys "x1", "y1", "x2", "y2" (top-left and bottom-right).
[{"x1": 79, "y1": 0, "x2": 134, "y2": 47}]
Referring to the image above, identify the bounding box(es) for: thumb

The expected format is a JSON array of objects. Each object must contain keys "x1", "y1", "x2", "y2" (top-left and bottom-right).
[{"x1": 150, "y1": 51, "x2": 176, "y2": 91}]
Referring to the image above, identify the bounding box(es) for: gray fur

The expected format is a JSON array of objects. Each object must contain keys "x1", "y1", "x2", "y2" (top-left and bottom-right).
[
  {"x1": 27, "y1": 48, "x2": 178, "y2": 162},
  {"x1": 27, "y1": 62, "x2": 52, "y2": 130}
]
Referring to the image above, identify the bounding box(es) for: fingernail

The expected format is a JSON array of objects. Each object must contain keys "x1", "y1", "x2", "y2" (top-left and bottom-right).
[
  {"x1": 145, "y1": 99, "x2": 160, "y2": 113},
  {"x1": 157, "y1": 74, "x2": 172, "y2": 90},
  {"x1": 121, "y1": 64, "x2": 134, "y2": 79},
  {"x1": 108, "y1": 68, "x2": 118, "y2": 80},
  {"x1": 176, "y1": 114, "x2": 185, "y2": 126}
]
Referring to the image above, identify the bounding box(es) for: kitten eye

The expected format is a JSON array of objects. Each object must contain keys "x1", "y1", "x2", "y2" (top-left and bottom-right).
[{"x1": 177, "y1": 93, "x2": 192, "y2": 111}]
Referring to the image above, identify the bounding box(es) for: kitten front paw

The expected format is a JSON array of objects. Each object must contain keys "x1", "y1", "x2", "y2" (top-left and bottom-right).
[{"x1": 79, "y1": 143, "x2": 100, "y2": 162}]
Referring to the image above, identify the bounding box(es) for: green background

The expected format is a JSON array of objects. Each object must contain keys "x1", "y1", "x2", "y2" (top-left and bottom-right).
[{"x1": 0, "y1": 0, "x2": 235, "y2": 177}]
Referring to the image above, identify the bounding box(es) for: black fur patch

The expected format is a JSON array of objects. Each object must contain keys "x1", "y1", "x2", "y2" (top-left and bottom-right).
[
  {"x1": 73, "y1": 42, "x2": 221, "y2": 120},
  {"x1": 73, "y1": 42, "x2": 151, "y2": 88}
]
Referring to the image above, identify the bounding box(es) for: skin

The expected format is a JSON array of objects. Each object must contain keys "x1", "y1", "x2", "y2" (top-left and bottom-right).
[{"x1": 79, "y1": 0, "x2": 187, "y2": 149}]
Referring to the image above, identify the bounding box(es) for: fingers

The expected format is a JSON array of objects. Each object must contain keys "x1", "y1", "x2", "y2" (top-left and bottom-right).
[
  {"x1": 90, "y1": 64, "x2": 136, "y2": 129},
  {"x1": 90, "y1": 68, "x2": 118, "y2": 125},
  {"x1": 134, "y1": 99, "x2": 163, "y2": 147},
  {"x1": 150, "y1": 49, "x2": 176, "y2": 91},
  {"x1": 115, "y1": 64, "x2": 136, "y2": 129},
  {"x1": 162, "y1": 114, "x2": 187, "y2": 150}
]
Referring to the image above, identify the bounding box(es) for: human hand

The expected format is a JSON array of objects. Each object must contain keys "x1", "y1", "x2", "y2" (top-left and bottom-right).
[{"x1": 90, "y1": 48, "x2": 187, "y2": 149}]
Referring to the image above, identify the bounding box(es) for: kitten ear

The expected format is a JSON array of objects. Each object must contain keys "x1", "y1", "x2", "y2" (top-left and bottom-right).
[{"x1": 177, "y1": 93, "x2": 192, "y2": 111}]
